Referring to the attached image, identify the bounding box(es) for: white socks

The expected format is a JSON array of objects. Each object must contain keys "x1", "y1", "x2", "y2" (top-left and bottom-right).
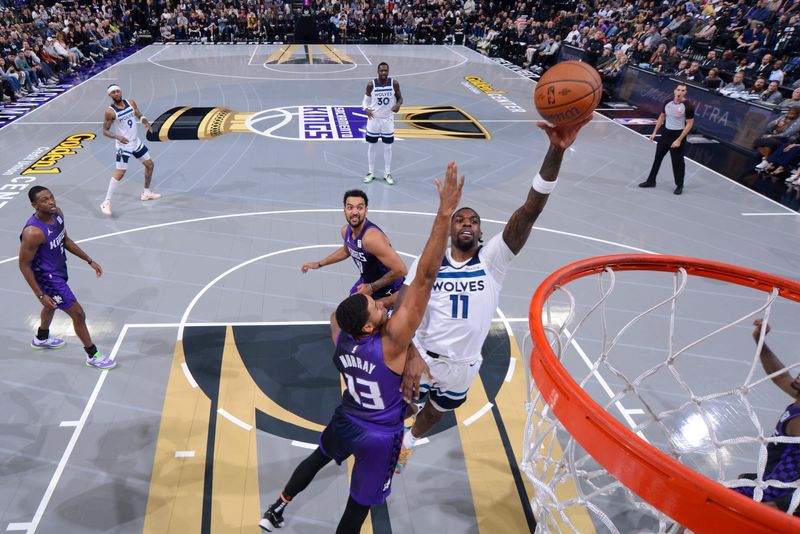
[
  {"x1": 367, "y1": 143, "x2": 377, "y2": 174},
  {"x1": 105, "y1": 177, "x2": 120, "y2": 201},
  {"x1": 402, "y1": 428, "x2": 419, "y2": 449},
  {"x1": 383, "y1": 143, "x2": 392, "y2": 174}
]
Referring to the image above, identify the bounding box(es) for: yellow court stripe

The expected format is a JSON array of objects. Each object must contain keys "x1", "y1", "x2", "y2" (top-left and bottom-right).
[
  {"x1": 494, "y1": 333, "x2": 595, "y2": 533},
  {"x1": 265, "y1": 45, "x2": 289, "y2": 64},
  {"x1": 280, "y1": 44, "x2": 300, "y2": 64},
  {"x1": 456, "y1": 375, "x2": 529, "y2": 533},
  {"x1": 328, "y1": 46, "x2": 355, "y2": 64},
  {"x1": 316, "y1": 44, "x2": 342, "y2": 64},
  {"x1": 143, "y1": 341, "x2": 211, "y2": 534},
  {"x1": 394, "y1": 120, "x2": 481, "y2": 123},
  {"x1": 210, "y1": 326, "x2": 262, "y2": 533},
  {"x1": 253, "y1": 384, "x2": 325, "y2": 433},
  {"x1": 395, "y1": 131, "x2": 486, "y2": 139}
]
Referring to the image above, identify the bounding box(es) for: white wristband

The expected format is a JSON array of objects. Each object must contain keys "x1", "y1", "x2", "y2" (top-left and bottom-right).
[{"x1": 532, "y1": 173, "x2": 557, "y2": 194}]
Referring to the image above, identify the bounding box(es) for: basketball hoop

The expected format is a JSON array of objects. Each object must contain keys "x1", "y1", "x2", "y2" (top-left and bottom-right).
[{"x1": 524, "y1": 254, "x2": 800, "y2": 533}]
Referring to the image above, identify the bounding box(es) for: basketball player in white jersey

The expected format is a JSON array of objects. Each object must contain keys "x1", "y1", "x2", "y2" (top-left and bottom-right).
[
  {"x1": 100, "y1": 84, "x2": 160, "y2": 216},
  {"x1": 362, "y1": 62, "x2": 403, "y2": 186},
  {"x1": 394, "y1": 117, "x2": 591, "y2": 473}
]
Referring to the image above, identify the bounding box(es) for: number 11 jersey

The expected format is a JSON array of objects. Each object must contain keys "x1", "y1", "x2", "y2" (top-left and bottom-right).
[{"x1": 404, "y1": 234, "x2": 516, "y2": 362}]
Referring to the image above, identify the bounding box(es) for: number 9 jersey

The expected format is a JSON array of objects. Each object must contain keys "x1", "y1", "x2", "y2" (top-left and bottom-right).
[
  {"x1": 109, "y1": 99, "x2": 140, "y2": 151},
  {"x1": 404, "y1": 234, "x2": 516, "y2": 362}
]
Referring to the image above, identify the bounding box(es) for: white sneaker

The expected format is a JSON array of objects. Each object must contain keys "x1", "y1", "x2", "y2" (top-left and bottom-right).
[
  {"x1": 363, "y1": 172, "x2": 375, "y2": 183},
  {"x1": 100, "y1": 200, "x2": 112, "y2": 216},
  {"x1": 140, "y1": 190, "x2": 162, "y2": 201},
  {"x1": 384, "y1": 173, "x2": 395, "y2": 185},
  {"x1": 755, "y1": 160, "x2": 769, "y2": 170}
]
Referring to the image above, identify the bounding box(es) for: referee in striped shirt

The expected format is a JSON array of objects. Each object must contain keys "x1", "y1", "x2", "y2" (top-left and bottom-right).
[{"x1": 639, "y1": 83, "x2": 695, "y2": 195}]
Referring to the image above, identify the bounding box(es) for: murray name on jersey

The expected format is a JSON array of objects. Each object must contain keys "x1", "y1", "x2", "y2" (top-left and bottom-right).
[{"x1": 339, "y1": 353, "x2": 377, "y2": 375}]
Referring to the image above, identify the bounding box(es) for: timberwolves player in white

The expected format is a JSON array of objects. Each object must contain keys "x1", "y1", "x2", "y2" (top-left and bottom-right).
[
  {"x1": 395, "y1": 118, "x2": 591, "y2": 473},
  {"x1": 100, "y1": 84, "x2": 160, "y2": 216},
  {"x1": 362, "y1": 62, "x2": 403, "y2": 185}
]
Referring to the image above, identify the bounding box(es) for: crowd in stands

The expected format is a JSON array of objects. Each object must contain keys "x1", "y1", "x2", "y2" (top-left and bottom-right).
[
  {"x1": 0, "y1": 0, "x2": 135, "y2": 103},
  {"x1": 463, "y1": 0, "x2": 800, "y2": 182},
  {"x1": 2, "y1": 0, "x2": 799, "y2": 183}
]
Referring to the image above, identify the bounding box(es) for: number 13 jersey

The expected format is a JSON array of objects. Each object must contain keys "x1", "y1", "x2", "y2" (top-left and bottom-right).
[
  {"x1": 404, "y1": 234, "x2": 516, "y2": 362},
  {"x1": 334, "y1": 330, "x2": 405, "y2": 431}
]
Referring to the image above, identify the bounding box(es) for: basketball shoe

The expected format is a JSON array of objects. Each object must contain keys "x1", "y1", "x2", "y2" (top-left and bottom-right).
[
  {"x1": 100, "y1": 200, "x2": 112, "y2": 216},
  {"x1": 31, "y1": 336, "x2": 65, "y2": 350},
  {"x1": 140, "y1": 190, "x2": 161, "y2": 201},
  {"x1": 259, "y1": 503, "x2": 285, "y2": 531},
  {"x1": 384, "y1": 172, "x2": 395, "y2": 185},
  {"x1": 363, "y1": 172, "x2": 375, "y2": 183},
  {"x1": 85, "y1": 353, "x2": 117, "y2": 370}
]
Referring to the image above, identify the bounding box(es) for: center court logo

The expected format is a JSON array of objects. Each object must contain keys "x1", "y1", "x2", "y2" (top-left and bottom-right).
[{"x1": 145, "y1": 105, "x2": 491, "y2": 142}]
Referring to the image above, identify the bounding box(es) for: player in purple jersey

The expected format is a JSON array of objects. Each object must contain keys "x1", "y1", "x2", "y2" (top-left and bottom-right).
[
  {"x1": 730, "y1": 319, "x2": 800, "y2": 514},
  {"x1": 19, "y1": 187, "x2": 116, "y2": 370},
  {"x1": 260, "y1": 163, "x2": 464, "y2": 533},
  {"x1": 301, "y1": 189, "x2": 407, "y2": 302}
]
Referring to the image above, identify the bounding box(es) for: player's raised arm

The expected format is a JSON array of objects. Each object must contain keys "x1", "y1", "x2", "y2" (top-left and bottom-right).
[
  {"x1": 383, "y1": 162, "x2": 463, "y2": 360},
  {"x1": 501, "y1": 118, "x2": 590, "y2": 255}
]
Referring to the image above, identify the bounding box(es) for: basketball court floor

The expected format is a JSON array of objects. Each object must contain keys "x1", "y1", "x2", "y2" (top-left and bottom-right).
[{"x1": 1, "y1": 44, "x2": 799, "y2": 534}]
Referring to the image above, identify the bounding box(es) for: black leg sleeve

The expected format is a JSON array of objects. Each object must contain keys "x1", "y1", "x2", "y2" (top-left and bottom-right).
[
  {"x1": 283, "y1": 447, "x2": 333, "y2": 500},
  {"x1": 670, "y1": 139, "x2": 686, "y2": 187},
  {"x1": 646, "y1": 137, "x2": 672, "y2": 183},
  {"x1": 336, "y1": 496, "x2": 371, "y2": 534}
]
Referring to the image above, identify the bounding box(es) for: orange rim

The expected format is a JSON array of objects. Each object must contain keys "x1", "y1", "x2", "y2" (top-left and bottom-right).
[{"x1": 528, "y1": 254, "x2": 800, "y2": 533}]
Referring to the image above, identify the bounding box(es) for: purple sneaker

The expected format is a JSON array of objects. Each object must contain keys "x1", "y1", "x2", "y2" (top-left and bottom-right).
[
  {"x1": 31, "y1": 336, "x2": 66, "y2": 350},
  {"x1": 85, "y1": 354, "x2": 117, "y2": 370}
]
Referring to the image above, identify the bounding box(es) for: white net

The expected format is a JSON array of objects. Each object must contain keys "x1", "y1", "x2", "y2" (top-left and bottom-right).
[{"x1": 522, "y1": 262, "x2": 800, "y2": 534}]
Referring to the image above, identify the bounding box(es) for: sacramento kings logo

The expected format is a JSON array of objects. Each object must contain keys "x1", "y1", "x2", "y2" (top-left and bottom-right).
[{"x1": 247, "y1": 106, "x2": 367, "y2": 141}]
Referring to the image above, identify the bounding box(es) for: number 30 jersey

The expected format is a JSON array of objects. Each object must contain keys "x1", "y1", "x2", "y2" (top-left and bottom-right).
[
  {"x1": 109, "y1": 100, "x2": 140, "y2": 150},
  {"x1": 404, "y1": 234, "x2": 516, "y2": 362},
  {"x1": 334, "y1": 330, "x2": 405, "y2": 431},
  {"x1": 369, "y1": 78, "x2": 396, "y2": 119}
]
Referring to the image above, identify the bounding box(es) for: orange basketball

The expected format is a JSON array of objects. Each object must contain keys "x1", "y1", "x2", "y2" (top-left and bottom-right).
[{"x1": 534, "y1": 61, "x2": 602, "y2": 126}]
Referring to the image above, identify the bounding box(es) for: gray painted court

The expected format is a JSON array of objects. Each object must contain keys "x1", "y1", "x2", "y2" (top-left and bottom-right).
[{"x1": 1, "y1": 44, "x2": 799, "y2": 533}]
